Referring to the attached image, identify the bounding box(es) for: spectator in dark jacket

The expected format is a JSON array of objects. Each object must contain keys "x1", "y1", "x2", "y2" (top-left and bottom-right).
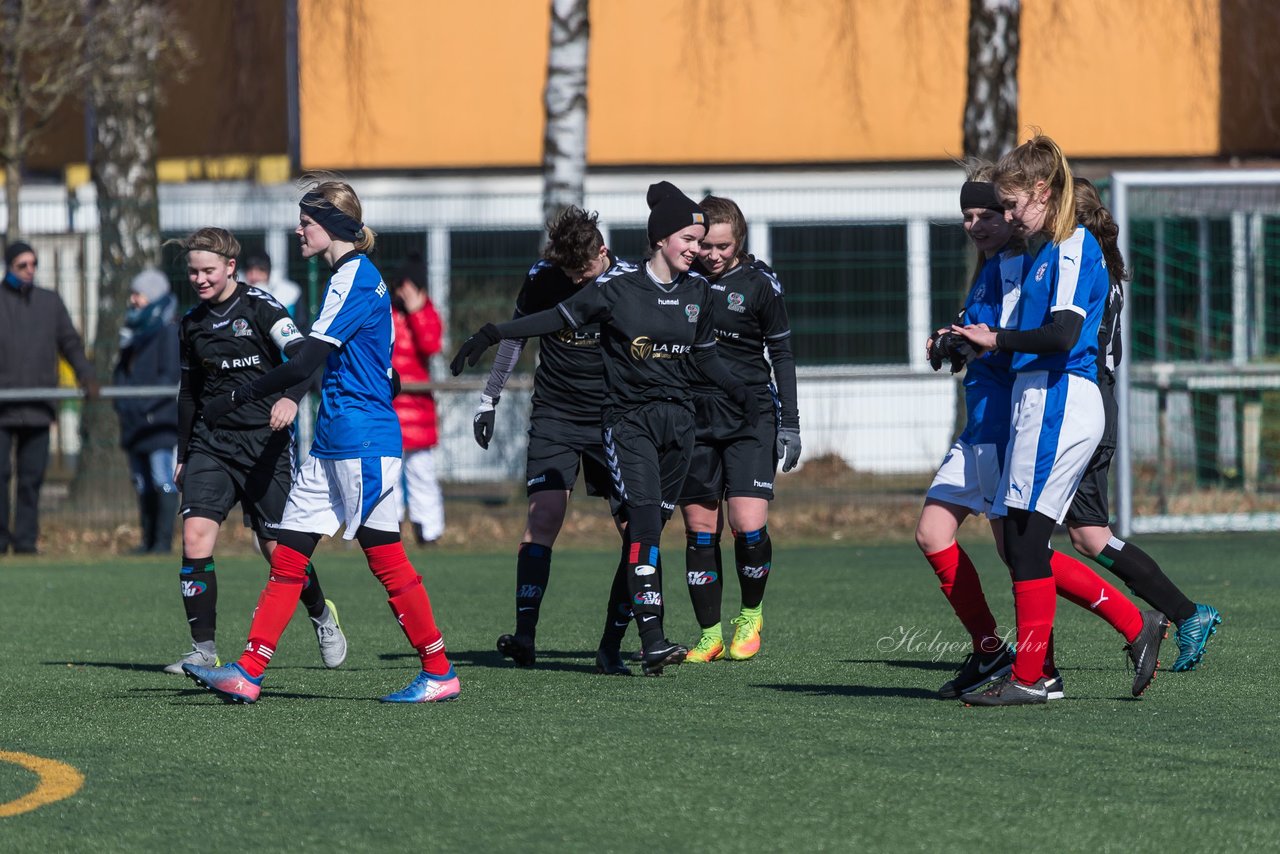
[
  {"x1": 114, "y1": 268, "x2": 180, "y2": 554},
  {"x1": 0, "y1": 241, "x2": 99, "y2": 554}
]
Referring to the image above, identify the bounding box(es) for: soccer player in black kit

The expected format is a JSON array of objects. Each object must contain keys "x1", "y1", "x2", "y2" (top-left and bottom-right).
[
  {"x1": 453, "y1": 182, "x2": 758, "y2": 676},
  {"x1": 678, "y1": 196, "x2": 801, "y2": 663},
  {"x1": 472, "y1": 206, "x2": 620, "y2": 669},
  {"x1": 165, "y1": 227, "x2": 346, "y2": 674}
]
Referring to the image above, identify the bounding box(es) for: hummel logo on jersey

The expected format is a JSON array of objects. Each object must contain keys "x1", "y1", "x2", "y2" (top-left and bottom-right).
[
  {"x1": 711, "y1": 284, "x2": 726, "y2": 291},
  {"x1": 212, "y1": 319, "x2": 231, "y2": 330},
  {"x1": 220, "y1": 355, "x2": 262, "y2": 370},
  {"x1": 1091, "y1": 590, "x2": 1109, "y2": 609},
  {"x1": 527, "y1": 475, "x2": 547, "y2": 487},
  {"x1": 657, "y1": 298, "x2": 679, "y2": 306},
  {"x1": 753, "y1": 479, "x2": 773, "y2": 489}
]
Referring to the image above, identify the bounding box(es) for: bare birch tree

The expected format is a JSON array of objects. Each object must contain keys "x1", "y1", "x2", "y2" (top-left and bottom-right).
[
  {"x1": 541, "y1": 0, "x2": 590, "y2": 225},
  {"x1": 963, "y1": 0, "x2": 1020, "y2": 162},
  {"x1": 0, "y1": 0, "x2": 92, "y2": 242}
]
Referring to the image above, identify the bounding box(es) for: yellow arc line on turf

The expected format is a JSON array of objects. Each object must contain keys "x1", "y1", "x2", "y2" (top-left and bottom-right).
[{"x1": 0, "y1": 751, "x2": 84, "y2": 817}]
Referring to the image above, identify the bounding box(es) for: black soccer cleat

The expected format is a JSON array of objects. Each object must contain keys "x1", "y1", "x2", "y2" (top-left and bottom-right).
[
  {"x1": 640, "y1": 641, "x2": 688, "y2": 677},
  {"x1": 594, "y1": 647, "x2": 632, "y2": 676},
  {"x1": 496, "y1": 633, "x2": 536, "y2": 667},
  {"x1": 961, "y1": 673, "x2": 1049, "y2": 707},
  {"x1": 938, "y1": 645, "x2": 1014, "y2": 699},
  {"x1": 1125, "y1": 610, "x2": 1169, "y2": 697}
]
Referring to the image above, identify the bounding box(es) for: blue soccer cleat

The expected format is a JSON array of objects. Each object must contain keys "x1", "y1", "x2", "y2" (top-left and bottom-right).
[
  {"x1": 1172, "y1": 604, "x2": 1222, "y2": 672},
  {"x1": 182, "y1": 662, "x2": 262, "y2": 704},
  {"x1": 379, "y1": 667, "x2": 461, "y2": 703}
]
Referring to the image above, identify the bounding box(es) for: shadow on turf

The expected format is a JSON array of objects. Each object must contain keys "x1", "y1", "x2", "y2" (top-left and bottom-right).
[
  {"x1": 379, "y1": 648, "x2": 599, "y2": 674},
  {"x1": 45, "y1": 660, "x2": 171, "y2": 673},
  {"x1": 760, "y1": 682, "x2": 938, "y2": 700},
  {"x1": 130, "y1": 686, "x2": 363, "y2": 703},
  {"x1": 844, "y1": 658, "x2": 957, "y2": 672}
]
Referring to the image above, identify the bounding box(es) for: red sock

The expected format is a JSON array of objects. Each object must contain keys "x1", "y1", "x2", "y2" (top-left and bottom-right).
[
  {"x1": 925, "y1": 542, "x2": 1000, "y2": 652},
  {"x1": 1049, "y1": 551, "x2": 1142, "y2": 642},
  {"x1": 236, "y1": 545, "x2": 310, "y2": 678},
  {"x1": 1011, "y1": 577, "x2": 1055, "y2": 685},
  {"x1": 366, "y1": 543, "x2": 450, "y2": 675}
]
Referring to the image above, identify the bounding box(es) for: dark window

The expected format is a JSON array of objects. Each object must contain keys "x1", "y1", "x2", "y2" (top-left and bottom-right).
[
  {"x1": 770, "y1": 224, "x2": 908, "y2": 365},
  {"x1": 929, "y1": 222, "x2": 975, "y2": 328},
  {"x1": 449, "y1": 230, "x2": 544, "y2": 371}
]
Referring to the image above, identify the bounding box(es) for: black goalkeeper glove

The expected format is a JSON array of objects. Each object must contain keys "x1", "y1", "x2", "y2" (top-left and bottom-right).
[
  {"x1": 473, "y1": 395, "x2": 497, "y2": 449},
  {"x1": 201, "y1": 384, "x2": 249, "y2": 429},
  {"x1": 728, "y1": 385, "x2": 759, "y2": 428},
  {"x1": 776, "y1": 427, "x2": 802, "y2": 473},
  {"x1": 928, "y1": 330, "x2": 945, "y2": 372},
  {"x1": 450, "y1": 323, "x2": 502, "y2": 376}
]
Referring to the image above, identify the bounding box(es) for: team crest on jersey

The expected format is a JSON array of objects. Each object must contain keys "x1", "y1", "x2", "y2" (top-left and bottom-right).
[
  {"x1": 971, "y1": 281, "x2": 986, "y2": 302},
  {"x1": 1035, "y1": 262, "x2": 1048, "y2": 282},
  {"x1": 727, "y1": 292, "x2": 746, "y2": 313},
  {"x1": 232, "y1": 318, "x2": 252, "y2": 337},
  {"x1": 685, "y1": 303, "x2": 700, "y2": 323}
]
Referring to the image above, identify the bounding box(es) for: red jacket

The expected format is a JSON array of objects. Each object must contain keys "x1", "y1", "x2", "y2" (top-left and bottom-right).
[{"x1": 392, "y1": 301, "x2": 443, "y2": 450}]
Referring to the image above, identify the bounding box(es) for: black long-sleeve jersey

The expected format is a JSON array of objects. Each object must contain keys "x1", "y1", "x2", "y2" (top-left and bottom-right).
[
  {"x1": 178, "y1": 283, "x2": 302, "y2": 457},
  {"x1": 515, "y1": 255, "x2": 614, "y2": 422},
  {"x1": 555, "y1": 260, "x2": 719, "y2": 411},
  {"x1": 690, "y1": 256, "x2": 798, "y2": 427}
]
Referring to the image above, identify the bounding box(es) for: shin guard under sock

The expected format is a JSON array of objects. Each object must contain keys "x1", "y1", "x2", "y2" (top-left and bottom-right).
[
  {"x1": 924, "y1": 542, "x2": 999, "y2": 652},
  {"x1": 1050, "y1": 550, "x2": 1143, "y2": 642},
  {"x1": 366, "y1": 543, "x2": 450, "y2": 674},
  {"x1": 1011, "y1": 577, "x2": 1056, "y2": 685},
  {"x1": 180, "y1": 555, "x2": 218, "y2": 644},
  {"x1": 1096, "y1": 537, "x2": 1196, "y2": 623},
  {"x1": 626, "y1": 540, "x2": 665, "y2": 649},
  {"x1": 298, "y1": 563, "x2": 328, "y2": 620},
  {"x1": 599, "y1": 555, "x2": 632, "y2": 650},
  {"x1": 685, "y1": 531, "x2": 723, "y2": 630},
  {"x1": 514, "y1": 542, "x2": 552, "y2": 639},
  {"x1": 734, "y1": 527, "x2": 772, "y2": 610},
  {"x1": 238, "y1": 545, "x2": 311, "y2": 678}
]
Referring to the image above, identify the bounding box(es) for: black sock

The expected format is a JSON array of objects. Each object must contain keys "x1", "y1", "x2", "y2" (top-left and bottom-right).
[
  {"x1": 1096, "y1": 537, "x2": 1196, "y2": 623},
  {"x1": 599, "y1": 554, "x2": 632, "y2": 651},
  {"x1": 628, "y1": 541, "x2": 665, "y2": 649},
  {"x1": 734, "y1": 527, "x2": 772, "y2": 610},
  {"x1": 515, "y1": 543, "x2": 552, "y2": 639},
  {"x1": 298, "y1": 563, "x2": 328, "y2": 620},
  {"x1": 686, "y1": 531, "x2": 723, "y2": 629},
  {"x1": 180, "y1": 555, "x2": 218, "y2": 643}
]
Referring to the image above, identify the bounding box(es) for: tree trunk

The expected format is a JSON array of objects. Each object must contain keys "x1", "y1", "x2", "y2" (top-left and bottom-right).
[
  {"x1": 2, "y1": 0, "x2": 21, "y2": 242},
  {"x1": 541, "y1": 0, "x2": 590, "y2": 225},
  {"x1": 71, "y1": 0, "x2": 165, "y2": 510},
  {"x1": 963, "y1": 0, "x2": 1020, "y2": 164}
]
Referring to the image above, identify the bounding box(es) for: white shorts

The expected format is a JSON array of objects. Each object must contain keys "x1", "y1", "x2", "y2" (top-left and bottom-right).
[
  {"x1": 925, "y1": 439, "x2": 1003, "y2": 516},
  {"x1": 281, "y1": 456, "x2": 403, "y2": 540},
  {"x1": 993, "y1": 371, "x2": 1103, "y2": 523}
]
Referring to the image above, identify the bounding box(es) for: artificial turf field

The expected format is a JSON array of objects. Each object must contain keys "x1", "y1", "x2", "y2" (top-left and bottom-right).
[{"x1": 0, "y1": 533, "x2": 1275, "y2": 852}]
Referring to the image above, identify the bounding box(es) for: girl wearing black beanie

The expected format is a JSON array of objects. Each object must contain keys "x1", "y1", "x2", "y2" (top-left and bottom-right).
[{"x1": 451, "y1": 183, "x2": 758, "y2": 676}]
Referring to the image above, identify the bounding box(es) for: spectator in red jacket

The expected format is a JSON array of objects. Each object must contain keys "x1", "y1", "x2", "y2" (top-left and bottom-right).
[{"x1": 391, "y1": 255, "x2": 445, "y2": 544}]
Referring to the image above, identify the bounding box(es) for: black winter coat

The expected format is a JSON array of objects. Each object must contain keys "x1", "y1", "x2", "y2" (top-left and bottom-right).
[
  {"x1": 0, "y1": 280, "x2": 96, "y2": 427},
  {"x1": 113, "y1": 323, "x2": 180, "y2": 453}
]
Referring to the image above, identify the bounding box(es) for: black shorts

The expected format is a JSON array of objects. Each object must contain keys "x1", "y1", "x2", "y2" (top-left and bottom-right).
[
  {"x1": 1066, "y1": 443, "x2": 1114, "y2": 527},
  {"x1": 680, "y1": 391, "x2": 778, "y2": 504},
  {"x1": 525, "y1": 412, "x2": 611, "y2": 498},
  {"x1": 180, "y1": 429, "x2": 294, "y2": 539},
  {"x1": 602, "y1": 402, "x2": 695, "y2": 518}
]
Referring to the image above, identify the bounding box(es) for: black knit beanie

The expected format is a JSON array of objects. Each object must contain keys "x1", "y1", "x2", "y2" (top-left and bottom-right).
[
  {"x1": 646, "y1": 182, "x2": 706, "y2": 245},
  {"x1": 4, "y1": 241, "x2": 34, "y2": 267}
]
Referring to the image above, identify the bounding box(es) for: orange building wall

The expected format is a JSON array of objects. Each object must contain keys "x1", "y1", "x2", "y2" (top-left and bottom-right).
[{"x1": 297, "y1": 0, "x2": 1231, "y2": 171}]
